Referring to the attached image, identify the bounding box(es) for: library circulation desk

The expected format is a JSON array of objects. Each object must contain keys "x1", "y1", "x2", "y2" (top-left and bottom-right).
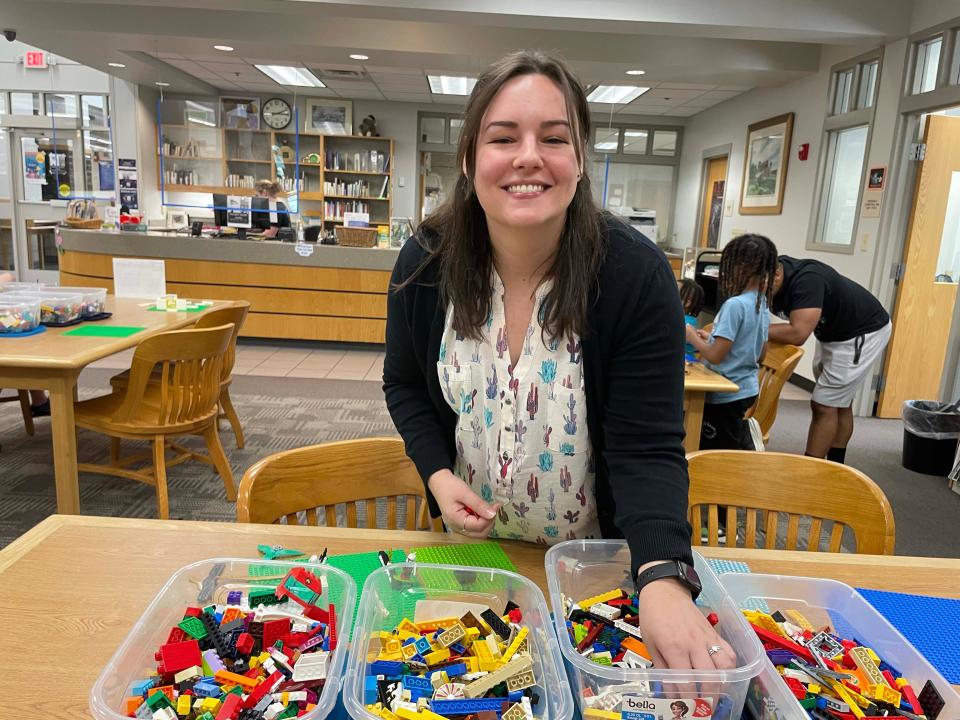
[{"x1": 59, "y1": 229, "x2": 399, "y2": 343}]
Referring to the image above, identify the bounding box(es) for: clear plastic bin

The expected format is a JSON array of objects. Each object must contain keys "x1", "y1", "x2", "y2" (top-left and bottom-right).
[
  {"x1": 342, "y1": 563, "x2": 574, "y2": 720},
  {"x1": 89, "y1": 558, "x2": 357, "y2": 720},
  {"x1": 6, "y1": 290, "x2": 85, "y2": 324},
  {"x1": 545, "y1": 540, "x2": 765, "y2": 720},
  {"x1": 55, "y1": 285, "x2": 108, "y2": 317},
  {"x1": 720, "y1": 572, "x2": 960, "y2": 719},
  {"x1": 0, "y1": 280, "x2": 46, "y2": 293},
  {"x1": 0, "y1": 296, "x2": 41, "y2": 334}
]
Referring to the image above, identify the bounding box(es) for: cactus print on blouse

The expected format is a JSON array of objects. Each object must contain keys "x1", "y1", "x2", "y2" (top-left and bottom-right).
[{"x1": 437, "y1": 273, "x2": 599, "y2": 544}]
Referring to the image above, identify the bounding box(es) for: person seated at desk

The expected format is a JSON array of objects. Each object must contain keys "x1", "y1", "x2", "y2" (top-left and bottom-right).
[{"x1": 254, "y1": 180, "x2": 291, "y2": 239}]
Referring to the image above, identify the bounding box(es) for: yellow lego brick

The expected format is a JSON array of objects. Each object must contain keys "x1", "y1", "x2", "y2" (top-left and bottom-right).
[
  {"x1": 395, "y1": 707, "x2": 447, "y2": 720},
  {"x1": 423, "y1": 647, "x2": 451, "y2": 666},
  {"x1": 783, "y1": 609, "x2": 815, "y2": 632},
  {"x1": 472, "y1": 639, "x2": 499, "y2": 672},
  {"x1": 401, "y1": 643, "x2": 419, "y2": 660},
  {"x1": 501, "y1": 627, "x2": 528, "y2": 663},
  {"x1": 869, "y1": 684, "x2": 902, "y2": 706},
  {"x1": 463, "y1": 656, "x2": 479, "y2": 674},
  {"x1": 583, "y1": 710, "x2": 620, "y2": 720},
  {"x1": 176, "y1": 695, "x2": 191, "y2": 717},
  {"x1": 437, "y1": 622, "x2": 467, "y2": 648},
  {"x1": 808, "y1": 684, "x2": 821, "y2": 695},
  {"x1": 378, "y1": 648, "x2": 404, "y2": 661},
  {"x1": 486, "y1": 633, "x2": 503, "y2": 659},
  {"x1": 398, "y1": 629, "x2": 420, "y2": 642},
  {"x1": 415, "y1": 617, "x2": 458, "y2": 633},
  {"x1": 577, "y1": 589, "x2": 624, "y2": 609},
  {"x1": 464, "y1": 627, "x2": 480, "y2": 643},
  {"x1": 752, "y1": 612, "x2": 786, "y2": 637},
  {"x1": 198, "y1": 697, "x2": 222, "y2": 714},
  {"x1": 398, "y1": 618, "x2": 419, "y2": 634},
  {"x1": 828, "y1": 681, "x2": 866, "y2": 719},
  {"x1": 378, "y1": 708, "x2": 400, "y2": 720}
]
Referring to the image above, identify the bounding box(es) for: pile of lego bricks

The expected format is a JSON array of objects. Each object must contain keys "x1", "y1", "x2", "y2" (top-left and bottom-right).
[
  {"x1": 562, "y1": 588, "x2": 663, "y2": 668},
  {"x1": 122, "y1": 567, "x2": 339, "y2": 720},
  {"x1": 364, "y1": 603, "x2": 539, "y2": 720},
  {"x1": 746, "y1": 607, "x2": 947, "y2": 720}
]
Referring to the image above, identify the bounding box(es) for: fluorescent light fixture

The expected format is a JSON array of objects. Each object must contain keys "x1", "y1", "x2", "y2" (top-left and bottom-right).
[
  {"x1": 155, "y1": 81, "x2": 170, "y2": 87},
  {"x1": 625, "y1": 69, "x2": 646, "y2": 76},
  {"x1": 587, "y1": 85, "x2": 649, "y2": 104},
  {"x1": 349, "y1": 54, "x2": 369, "y2": 61},
  {"x1": 107, "y1": 62, "x2": 126, "y2": 68},
  {"x1": 213, "y1": 45, "x2": 234, "y2": 52},
  {"x1": 188, "y1": 117, "x2": 216, "y2": 127},
  {"x1": 428, "y1": 75, "x2": 477, "y2": 95},
  {"x1": 254, "y1": 64, "x2": 325, "y2": 87}
]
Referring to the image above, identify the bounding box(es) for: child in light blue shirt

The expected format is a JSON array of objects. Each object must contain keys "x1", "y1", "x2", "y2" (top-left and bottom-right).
[
  {"x1": 685, "y1": 234, "x2": 777, "y2": 450},
  {"x1": 678, "y1": 279, "x2": 704, "y2": 361}
]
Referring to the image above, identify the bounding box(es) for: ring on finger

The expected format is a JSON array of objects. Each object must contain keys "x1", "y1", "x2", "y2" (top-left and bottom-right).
[{"x1": 707, "y1": 644, "x2": 723, "y2": 656}]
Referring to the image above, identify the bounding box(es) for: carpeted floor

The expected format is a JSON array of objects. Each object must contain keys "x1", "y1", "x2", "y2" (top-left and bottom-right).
[{"x1": 1, "y1": 374, "x2": 959, "y2": 557}]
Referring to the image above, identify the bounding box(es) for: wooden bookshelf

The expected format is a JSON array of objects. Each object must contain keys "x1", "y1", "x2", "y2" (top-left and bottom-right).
[{"x1": 157, "y1": 126, "x2": 394, "y2": 230}]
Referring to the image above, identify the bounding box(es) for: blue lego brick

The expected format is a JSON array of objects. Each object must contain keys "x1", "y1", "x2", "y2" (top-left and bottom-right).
[
  {"x1": 440, "y1": 662, "x2": 467, "y2": 678},
  {"x1": 369, "y1": 660, "x2": 405, "y2": 676},
  {"x1": 402, "y1": 675, "x2": 433, "y2": 699},
  {"x1": 131, "y1": 678, "x2": 155, "y2": 696},
  {"x1": 413, "y1": 636, "x2": 432, "y2": 655},
  {"x1": 364, "y1": 676, "x2": 380, "y2": 705},
  {"x1": 193, "y1": 681, "x2": 221, "y2": 698},
  {"x1": 431, "y1": 699, "x2": 507, "y2": 716},
  {"x1": 508, "y1": 690, "x2": 523, "y2": 703},
  {"x1": 449, "y1": 642, "x2": 467, "y2": 655}
]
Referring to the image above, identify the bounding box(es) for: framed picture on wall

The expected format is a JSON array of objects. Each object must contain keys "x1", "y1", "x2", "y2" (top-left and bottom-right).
[
  {"x1": 739, "y1": 112, "x2": 794, "y2": 215},
  {"x1": 221, "y1": 97, "x2": 260, "y2": 130},
  {"x1": 305, "y1": 98, "x2": 352, "y2": 135}
]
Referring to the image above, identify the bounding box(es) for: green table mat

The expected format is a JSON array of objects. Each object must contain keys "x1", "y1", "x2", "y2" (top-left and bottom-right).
[{"x1": 62, "y1": 325, "x2": 145, "y2": 338}]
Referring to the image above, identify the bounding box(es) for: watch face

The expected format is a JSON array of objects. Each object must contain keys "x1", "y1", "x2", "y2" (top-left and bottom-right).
[
  {"x1": 262, "y1": 98, "x2": 292, "y2": 129},
  {"x1": 679, "y1": 561, "x2": 703, "y2": 593}
]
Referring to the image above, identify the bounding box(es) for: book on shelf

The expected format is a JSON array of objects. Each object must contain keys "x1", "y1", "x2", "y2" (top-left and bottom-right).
[{"x1": 378, "y1": 176, "x2": 389, "y2": 199}]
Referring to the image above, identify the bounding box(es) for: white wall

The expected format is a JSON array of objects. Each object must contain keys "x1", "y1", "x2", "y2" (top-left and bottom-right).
[
  {"x1": 673, "y1": 41, "x2": 907, "y2": 382},
  {"x1": 910, "y1": 1, "x2": 960, "y2": 33},
  {"x1": 0, "y1": 40, "x2": 108, "y2": 94}
]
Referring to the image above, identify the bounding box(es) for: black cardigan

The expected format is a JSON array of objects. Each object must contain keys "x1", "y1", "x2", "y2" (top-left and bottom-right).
[{"x1": 383, "y1": 220, "x2": 693, "y2": 573}]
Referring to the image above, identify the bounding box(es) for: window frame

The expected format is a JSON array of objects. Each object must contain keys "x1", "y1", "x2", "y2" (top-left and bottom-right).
[
  {"x1": 807, "y1": 48, "x2": 882, "y2": 254},
  {"x1": 900, "y1": 16, "x2": 960, "y2": 114}
]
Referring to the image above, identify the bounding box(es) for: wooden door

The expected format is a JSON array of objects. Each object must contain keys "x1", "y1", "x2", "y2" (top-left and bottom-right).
[
  {"x1": 699, "y1": 156, "x2": 728, "y2": 248},
  {"x1": 878, "y1": 115, "x2": 960, "y2": 417}
]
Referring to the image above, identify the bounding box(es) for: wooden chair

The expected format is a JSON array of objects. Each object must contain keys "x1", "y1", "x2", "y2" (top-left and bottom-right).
[
  {"x1": 687, "y1": 450, "x2": 895, "y2": 554},
  {"x1": 76, "y1": 323, "x2": 236, "y2": 519},
  {"x1": 237, "y1": 437, "x2": 443, "y2": 531},
  {"x1": 111, "y1": 302, "x2": 250, "y2": 448},
  {"x1": 0, "y1": 390, "x2": 34, "y2": 437},
  {"x1": 745, "y1": 341, "x2": 804, "y2": 444}
]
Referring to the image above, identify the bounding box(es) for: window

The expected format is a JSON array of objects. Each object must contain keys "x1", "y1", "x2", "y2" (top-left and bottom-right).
[
  {"x1": 833, "y1": 68, "x2": 854, "y2": 114},
  {"x1": 449, "y1": 118, "x2": 464, "y2": 146},
  {"x1": 622, "y1": 129, "x2": 648, "y2": 155},
  {"x1": 651, "y1": 130, "x2": 677, "y2": 156},
  {"x1": 952, "y1": 29, "x2": 960, "y2": 86},
  {"x1": 857, "y1": 60, "x2": 879, "y2": 109},
  {"x1": 816, "y1": 125, "x2": 869, "y2": 246},
  {"x1": 10, "y1": 92, "x2": 41, "y2": 115},
  {"x1": 45, "y1": 93, "x2": 77, "y2": 119},
  {"x1": 0, "y1": 93, "x2": 6, "y2": 115},
  {"x1": 589, "y1": 161, "x2": 673, "y2": 241},
  {"x1": 0, "y1": 128, "x2": 9, "y2": 198},
  {"x1": 419, "y1": 116, "x2": 445, "y2": 144},
  {"x1": 83, "y1": 130, "x2": 114, "y2": 193},
  {"x1": 593, "y1": 127, "x2": 619, "y2": 153},
  {"x1": 81, "y1": 95, "x2": 109, "y2": 127},
  {"x1": 913, "y1": 36, "x2": 943, "y2": 94}
]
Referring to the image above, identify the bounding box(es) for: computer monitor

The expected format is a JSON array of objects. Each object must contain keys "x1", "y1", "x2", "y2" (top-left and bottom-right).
[
  {"x1": 212, "y1": 193, "x2": 229, "y2": 229},
  {"x1": 251, "y1": 196, "x2": 271, "y2": 231}
]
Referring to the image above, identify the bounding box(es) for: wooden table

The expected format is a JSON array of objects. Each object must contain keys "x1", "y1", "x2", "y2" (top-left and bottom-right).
[
  {"x1": 683, "y1": 361, "x2": 739, "y2": 452},
  {"x1": 2, "y1": 515, "x2": 958, "y2": 719},
  {"x1": 0, "y1": 298, "x2": 229, "y2": 514}
]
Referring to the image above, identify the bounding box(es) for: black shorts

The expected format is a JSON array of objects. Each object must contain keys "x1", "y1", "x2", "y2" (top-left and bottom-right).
[{"x1": 700, "y1": 395, "x2": 759, "y2": 451}]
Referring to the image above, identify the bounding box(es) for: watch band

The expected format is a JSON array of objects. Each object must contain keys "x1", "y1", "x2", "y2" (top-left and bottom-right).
[{"x1": 635, "y1": 560, "x2": 702, "y2": 601}]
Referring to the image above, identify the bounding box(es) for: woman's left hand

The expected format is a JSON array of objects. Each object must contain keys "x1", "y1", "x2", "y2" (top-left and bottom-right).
[{"x1": 635, "y1": 577, "x2": 737, "y2": 669}]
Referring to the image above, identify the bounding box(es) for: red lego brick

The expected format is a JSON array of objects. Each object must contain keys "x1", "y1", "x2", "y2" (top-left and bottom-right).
[
  {"x1": 749, "y1": 624, "x2": 815, "y2": 663},
  {"x1": 706, "y1": 613, "x2": 719, "y2": 626},
  {"x1": 167, "y1": 627, "x2": 187, "y2": 644},
  {"x1": 184, "y1": 607, "x2": 202, "y2": 618},
  {"x1": 242, "y1": 670, "x2": 283, "y2": 709},
  {"x1": 215, "y1": 692, "x2": 242, "y2": 720},
  {"x1": 576, "y1": 623, "x2": 603, "y2": 652},
  {"x1": 235, "y1": 632, "x2": 254, "y2": 656},
  {"x1": 507, "y1": 608, "x2": 523, "y2": 623},
  {"x1": 327, "y1": 604, "x2": 337, "y2": 650},
  {"x1": 155, "y1": 640, "x2": 201, "y2": 674},
  {"x1": 260, "y1": 618, "x2": 291, "y2": 649},
  {"x1": 784, "y1": 677, "x2": 806, "y2": 700}
]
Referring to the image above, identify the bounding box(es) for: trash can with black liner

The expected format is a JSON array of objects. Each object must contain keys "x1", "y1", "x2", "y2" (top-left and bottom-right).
[{"x1": 902, "y1": 400, "x2": 960, "y2": 475}]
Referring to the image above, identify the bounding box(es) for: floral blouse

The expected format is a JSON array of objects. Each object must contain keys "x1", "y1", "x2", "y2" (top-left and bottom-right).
[{"x1": 437, "y1": 273, "x2": 600, "y2": 544}]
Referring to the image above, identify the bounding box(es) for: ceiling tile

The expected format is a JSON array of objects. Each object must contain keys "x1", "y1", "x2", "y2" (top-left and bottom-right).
[
  {"x1": 669, "y1": 106, "x2": 703, "y2": 116},
  {"x1": 716, "y1": 85, "x2": 753, "y2": 92},
  {"x1": 337, "y1": 89, "x2": 386, "y2": 99},
  {"x1": 616, "y1": 104, "x2": 674, "y2": 115},
  {"x1": 179, "y1": 54, "x2": 248, "y2": 64},
  {"x1": 364, "y1": 65, "x2": 425, "y2": 75},
  {"x1": 320, "y1": 78, "x2": 378, "y2": 90},
  {"x1": 655, "y1": 83, "x2": 716, "y2": 91},
  {"x1": 382, "y1": 92, "x2": 432, "y2": 102},
  {"x1": 682, "y1": 89, "x2": 743, "y2": 107},
  {"x1": 199, "y1": 61, "x2": 261, "y2": 74},
  {"x1": 640, "y1": 88, "x2": 704, "y2": 103}
]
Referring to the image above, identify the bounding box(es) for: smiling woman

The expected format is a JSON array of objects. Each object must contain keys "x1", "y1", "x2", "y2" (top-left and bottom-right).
[{"x1": 383, "y1": 49, "x2": 736, "y2": 673}]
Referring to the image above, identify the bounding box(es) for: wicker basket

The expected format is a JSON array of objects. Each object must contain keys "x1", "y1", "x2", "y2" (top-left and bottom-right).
[
  {"x1": 335, "y1": 225, "x2": 378, "y2": 248},
  {"x1": 64, "y1": 217, "x2": 104, "y2": 229}
]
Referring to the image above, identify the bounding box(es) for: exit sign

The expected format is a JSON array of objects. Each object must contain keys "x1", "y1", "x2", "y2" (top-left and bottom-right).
[{"x1": 25, "y1": 51, "x2": 47, "y2": 69}]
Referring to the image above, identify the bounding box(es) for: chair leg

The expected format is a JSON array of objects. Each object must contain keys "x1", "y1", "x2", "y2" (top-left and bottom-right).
[
  {"x1": 18, "y1": 390, "x2": 35, "y2": 436},
  {"x1": 153, "y1": 436, "x2": 169, "y2": 519},
  {"x1": 219, "y1": 388, "x2": 245, "y2": 449},
  {"x1": 110, "y1": 437, "x2": 121, "y2": 464},
  {"x1": 202, "y1": 425, "x2": 236, "y2": 501}
]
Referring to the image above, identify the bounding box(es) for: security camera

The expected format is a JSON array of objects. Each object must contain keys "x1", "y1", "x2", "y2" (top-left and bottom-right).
[{"x1": 3, "y1": 29, "x2": 16, "y2": 42}]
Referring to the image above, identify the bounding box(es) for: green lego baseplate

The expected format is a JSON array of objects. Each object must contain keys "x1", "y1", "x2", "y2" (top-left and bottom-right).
[{"x1": 406, "y1": 541, "x2": 517, "y2": 572}]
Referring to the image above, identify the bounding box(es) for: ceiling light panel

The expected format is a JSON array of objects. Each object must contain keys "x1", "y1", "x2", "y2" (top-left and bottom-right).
[
  {"x1": 427, "y1": 75, "x2": 477, "y2": 95},
  {"x1": 254, "y1": 65, "x2": 325, "y2": 87},
  {"x1": 586, "y1": 85, "x2": 650, "y2": 104}
]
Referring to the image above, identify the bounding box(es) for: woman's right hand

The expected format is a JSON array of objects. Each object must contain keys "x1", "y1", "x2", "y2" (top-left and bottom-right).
[{"x1": 427, "y1": 469, "x2": 501, "y2": 538}]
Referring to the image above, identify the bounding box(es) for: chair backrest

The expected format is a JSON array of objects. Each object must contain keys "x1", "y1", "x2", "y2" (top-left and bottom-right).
[
  {"x1": 744, "y1": 341, "x2": 804, "y2": 442},
  {"x1": 195, "y1": 301, "x2": 250, "y2": 381},
  {"x1": 117, "y1": 323, "x2": 234, "y2": 428},
  {"x1": 687, "y1": 450, "x2": 895, "y2": 554},
  {"x1": 237, "y1": 437, "x2": 442, "y2": 531}
]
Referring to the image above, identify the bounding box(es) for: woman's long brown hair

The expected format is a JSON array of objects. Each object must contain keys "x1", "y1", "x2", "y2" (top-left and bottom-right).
[{"x1": 398, "y1": 49, "x2": 606, "y2": 342}]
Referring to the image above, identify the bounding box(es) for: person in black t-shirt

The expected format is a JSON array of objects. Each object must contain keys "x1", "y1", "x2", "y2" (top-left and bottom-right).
[{"x1": 769, "y1": 256, "x2": 891, "y2": 463}]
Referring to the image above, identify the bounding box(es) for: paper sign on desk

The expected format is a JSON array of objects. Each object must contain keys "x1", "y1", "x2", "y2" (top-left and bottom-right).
[{"x1": 112, "y1": 258, "x2": 165, "y2": 299}]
